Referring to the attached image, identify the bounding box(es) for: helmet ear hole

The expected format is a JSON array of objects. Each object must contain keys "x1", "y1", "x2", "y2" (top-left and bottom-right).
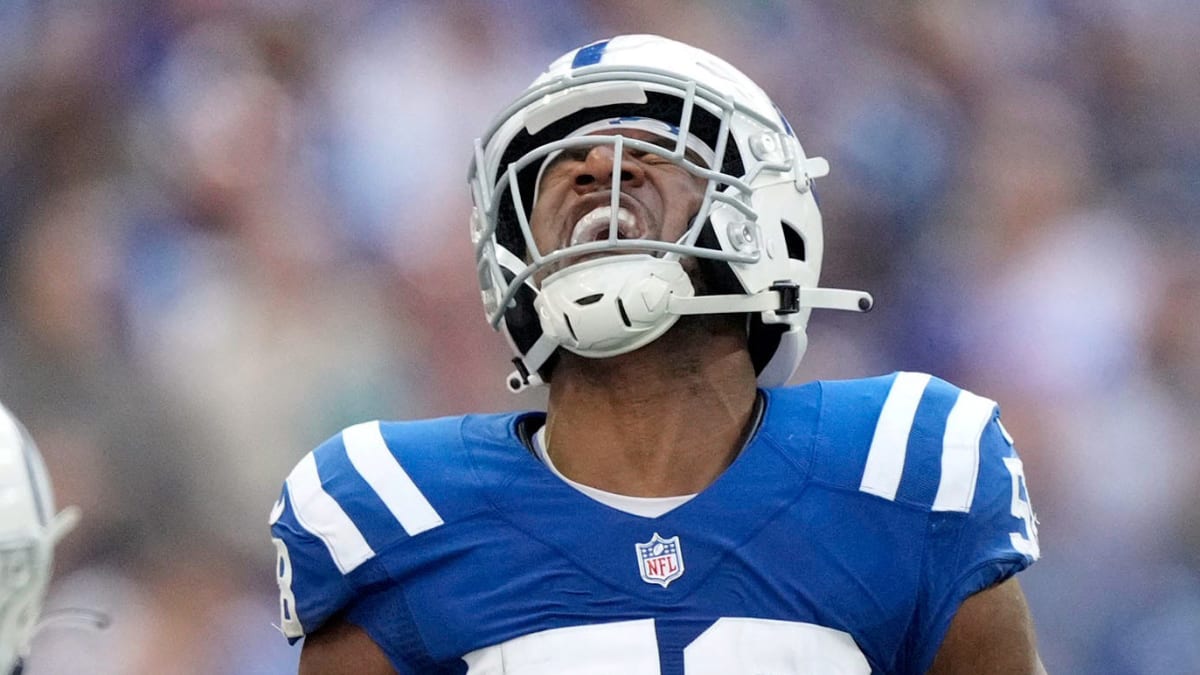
[{"x1": 781, "y1": 220, "x2": 806, "y2": 262}]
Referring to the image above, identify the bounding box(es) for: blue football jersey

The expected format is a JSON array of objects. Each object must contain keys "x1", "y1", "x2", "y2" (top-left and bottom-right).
[{"x1": 269, "y1": 372, "x2": 1040, "y2": 674}]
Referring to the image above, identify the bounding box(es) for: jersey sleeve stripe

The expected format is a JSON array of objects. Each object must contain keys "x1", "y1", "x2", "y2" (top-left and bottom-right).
[
  {"x1": 286, "y1": 452, "x2": 376, "y2": 574},
  {"x1": 343, "y1": 421, "x2": 445, "y2": 537},
  {"x1": 931, "y1": 391, "x2": 996, "y2": 513},
  {"x1": 859, "y1": 372, "x2": 932, "y2": 501}
]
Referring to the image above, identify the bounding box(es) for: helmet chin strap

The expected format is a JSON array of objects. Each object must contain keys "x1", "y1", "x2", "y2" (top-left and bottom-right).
[{"x1": 506, "y1": 255, "x2": 873, "y2": 392}]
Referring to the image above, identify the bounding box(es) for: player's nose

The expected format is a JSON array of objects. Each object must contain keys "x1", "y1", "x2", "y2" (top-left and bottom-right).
[{"x1": 572, "y1": 144, "x2": 646, "y2": 194}]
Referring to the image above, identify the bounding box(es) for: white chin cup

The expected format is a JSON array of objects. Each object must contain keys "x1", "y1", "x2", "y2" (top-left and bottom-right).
[{"x1": 534, "y1": 255, "x2": 695, "y2": 358}]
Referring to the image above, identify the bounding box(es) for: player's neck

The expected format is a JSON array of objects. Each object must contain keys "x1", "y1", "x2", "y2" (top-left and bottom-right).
[{"x1": 543, "y1": 316, "x2": 759, "y2": 498}]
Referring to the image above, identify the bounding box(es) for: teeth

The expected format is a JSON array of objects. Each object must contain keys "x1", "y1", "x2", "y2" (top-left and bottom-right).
[{"x1": 570, "y1": 206, "x2": 638, "y2": 246}]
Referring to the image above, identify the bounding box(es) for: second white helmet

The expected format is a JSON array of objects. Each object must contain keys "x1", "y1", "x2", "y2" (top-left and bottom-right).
[{"x1": 0, "y1": 403, "x2": 78, "y2": 675}]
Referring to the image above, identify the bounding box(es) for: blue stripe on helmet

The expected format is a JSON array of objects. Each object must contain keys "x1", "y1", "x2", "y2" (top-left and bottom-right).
[
  {"x1": 18, "y1": 426, "x2": 50, "y2": 526},
  {"x1": 571, "y1": 39, "x2": 610, "y2": 68},
  {"x1": 775, "y1": 105, "x2": 795, "y2": 136}
]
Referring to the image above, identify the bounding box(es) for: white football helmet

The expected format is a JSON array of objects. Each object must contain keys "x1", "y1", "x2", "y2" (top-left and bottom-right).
[
  {"x1": 0, "y1": 403, "x2": 78, "y2": 675},
  {"x1": 468, "y1": 35, "x2": 872, "y2": 392}
]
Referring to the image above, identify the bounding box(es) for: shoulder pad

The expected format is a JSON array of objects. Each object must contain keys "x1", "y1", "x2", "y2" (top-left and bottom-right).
[
  {"x1": 812, "y1": 372, "x2": 1002, "y2": 511},
  {"x1": 269, "y1": 414, "x2": 486, "y2": 640}
]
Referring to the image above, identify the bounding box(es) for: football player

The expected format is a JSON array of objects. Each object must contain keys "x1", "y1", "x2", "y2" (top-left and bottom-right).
[
  {"x1": 1, "y1": 402, "x2": 79, "y2": 675},
  {"x1": 271, "y1": 35, "x2": 1044, "y2": 673}
]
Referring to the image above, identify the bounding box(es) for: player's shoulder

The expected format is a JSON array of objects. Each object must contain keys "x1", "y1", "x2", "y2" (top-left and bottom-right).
[
  {"x1": 782, "y1": 371, "x2": 1012, "y2": 513},
  {"x1": 275, "y1": 411, "x2": 522, "y2": 559},
  {"x1": 267, "y1": 411, "x2": 530, "y2": 641}
]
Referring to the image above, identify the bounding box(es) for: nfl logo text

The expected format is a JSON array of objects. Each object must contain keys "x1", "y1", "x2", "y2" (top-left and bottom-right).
[{"x1": 635, "y1": 533, "x2": 685, "y2": 587}]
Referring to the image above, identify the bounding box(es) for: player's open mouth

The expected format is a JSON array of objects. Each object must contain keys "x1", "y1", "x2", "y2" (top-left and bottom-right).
[{"x1": 569, "y1": 206, "x2": 642, "y2": 246}]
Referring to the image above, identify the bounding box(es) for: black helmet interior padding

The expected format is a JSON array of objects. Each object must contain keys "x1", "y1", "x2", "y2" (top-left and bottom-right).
[
  {"x1": 501, "y1": 267, "x2": 540, "y2": 350},
  {"x1": 500, "y1": 267, "x2": 561, "y2": 383},
  {"x1": 746, "y1": 314, "x2": 787, "y2": 376}
]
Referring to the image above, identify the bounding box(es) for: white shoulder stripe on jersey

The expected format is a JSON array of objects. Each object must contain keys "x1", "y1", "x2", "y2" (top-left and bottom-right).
[
  {"x1": 286, "y1": 452, "x2": 375, "y2": 575},
  {"x1": 343, "y1": 421, "x2": 445, "y2": 537},
  {"x1": 859, "y1": 372, "x2": 932, "y2": 501},
  {"x1": 932, "y1": 391, "x2": 997, "y2": 513}
]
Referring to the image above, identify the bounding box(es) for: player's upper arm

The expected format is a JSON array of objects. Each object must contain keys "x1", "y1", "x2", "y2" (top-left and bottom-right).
[
  {"x1": 271, "y1": 418, "x2": 462, "y2": 658},
  {"x1": 271, "y1": 484, "x2": 356, "y2": 643},
  {"x1": 269, "y1": 422, "x2": 409, "y2": 643},
  {"x1": 901, "y1": 378, "x2": 1043, "y2": 671},
  {"x1": 927, "y1": 577, "x2": 1047, "y2": 675},
  {"x1": 300, "y1": 616, "x2": 396, "y2": 675}
]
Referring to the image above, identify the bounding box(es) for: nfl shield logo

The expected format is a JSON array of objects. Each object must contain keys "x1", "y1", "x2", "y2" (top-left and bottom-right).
[{"x1": 635, "y1": 533, "x2": 685, "y2": 587}]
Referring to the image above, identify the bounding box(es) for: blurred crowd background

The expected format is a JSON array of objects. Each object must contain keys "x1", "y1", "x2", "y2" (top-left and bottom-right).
[{"x1": 0, "y1": 1, "x2": 1196, "y2": 672}]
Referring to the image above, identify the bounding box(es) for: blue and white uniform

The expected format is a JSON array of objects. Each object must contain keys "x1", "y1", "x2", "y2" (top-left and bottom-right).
[{"x1": 269, "y1": 373, "x2": 1039, "y2": 674}]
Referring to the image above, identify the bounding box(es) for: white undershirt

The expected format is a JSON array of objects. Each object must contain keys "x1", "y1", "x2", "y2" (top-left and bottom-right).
[{"x1": 532, "y1": 425, "x2": 697, "y2": 518}]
